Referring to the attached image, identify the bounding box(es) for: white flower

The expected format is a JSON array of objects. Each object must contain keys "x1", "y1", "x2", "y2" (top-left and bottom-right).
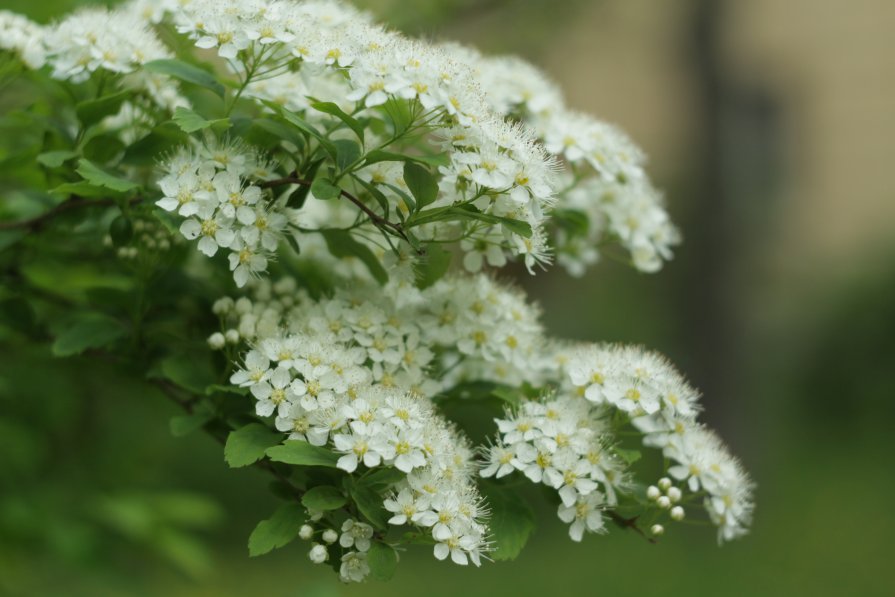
[
  {"x1": 339, "y1": 551, "x2": 370, "y2": 583},
  {"x1": 557, "y1": 492, "x2": 606, "y2": 542},
  {"x1": 339, "y1": 519, "x2": 373, "y2": 552}
]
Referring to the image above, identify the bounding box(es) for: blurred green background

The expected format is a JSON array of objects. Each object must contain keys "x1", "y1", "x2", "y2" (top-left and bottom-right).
[{"x1": 2, "y1": 0, "x2": 894, "y2": 595}]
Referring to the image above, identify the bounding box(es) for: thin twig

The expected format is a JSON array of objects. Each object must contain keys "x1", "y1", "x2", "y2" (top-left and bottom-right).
[
  {"x1": 261, "y1": 174, "x2": 412, "y2": 245},
  {"x1": 607, "y1": 511, "x2": 657, "y2": 544}
]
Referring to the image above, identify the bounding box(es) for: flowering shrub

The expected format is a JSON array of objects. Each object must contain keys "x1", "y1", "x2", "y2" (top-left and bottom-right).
[{"x1": 0, "y1": 0, "x2": 752, "y2": 583}]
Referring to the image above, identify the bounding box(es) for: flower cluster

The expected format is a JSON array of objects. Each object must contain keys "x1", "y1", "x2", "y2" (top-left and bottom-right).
[
  {"x1": 156, "y1": 140, "x2": 286, "y2": 286},
  {"x1": 0, "y1": 10, "x2": 46, "y2": 69},
  {"x1": 482, "y1": 393, "x2": 623, "y2": 542}
]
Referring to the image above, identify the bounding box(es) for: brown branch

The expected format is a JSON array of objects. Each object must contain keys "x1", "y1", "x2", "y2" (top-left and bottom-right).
[
  {"x1": 608, "y1": 511, "x2": 657, "y2": 544},
  {"x1": 261, "y1": 174, "x2": 413, "y2": 245},
  {"x1": 0, "y1": 195, "x2": 142, "y2": 231}
]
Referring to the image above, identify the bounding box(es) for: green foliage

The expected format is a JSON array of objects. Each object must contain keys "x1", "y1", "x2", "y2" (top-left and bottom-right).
[
  {"x1": 367, "y1": 541, "x2": 398, "y2": 581},
  {"x1": 301, "y1": 486, "x2": 347, "y2": 511},
  {"x1": 143, "y1": 59, "x2": 226, "y2": 98},
  {"x1": 224, "y1": 423, "x2": 283, "y2": 468},
  {"x1": 403, "y1": 162, "x2": 439, "y2": 209},
  {"x1": 479, "y1": 483, "x2": 536, "y2": 561},
  {"x1": 321, "y1": 229, "x2": 389, "y2": 285},
  {"x1": 266, "y1": 441, "x2": 340, "y2": 468},
  {"x1": 51, "y1": 313, "x2": 128, "y2": 357},
  {"x1": 248, "y1": 503, "x2": 307, "y2": 557},
  {"x1": 172, "y1": 107, "x2": 230, "y2": 133},
  {"x1": 75, "y1": 159, "x2": 139, "y2": 193}
]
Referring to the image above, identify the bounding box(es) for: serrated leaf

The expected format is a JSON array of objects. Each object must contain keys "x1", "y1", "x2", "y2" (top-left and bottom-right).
[
  {"x1": 49, "y1": 181, "x2": 115, "y2": 198},
  {"x1": 172, "y1": 107, "x2": 229, "y2": 133},
  {"x1": 37, "y1": 150, "x2": 79, "y2": 168},
  {"x1": 248, "y1": 503, "x2": 306, "y2": 557},
  {"x1": 225, "y1": 423, "x2": 283, "y2": 468},
  {"x1": 367, "y1": 541, "x2": 397, "y2": 581},
  {"x1": 266, "y1": 440, "x2": 340, "y2": 468},
  {"x1": 310, "y1": 177, "x2": 341, "y2": 201},
  {"x1": 480, "y1": 483, "x2": 535, "y2": 561},
  {"x1": 52, "y1": 314, "x2": 127, "y2": 357},
  {"x1": 144, "y1": 59, "x2": 225, "y2": 98},
  {"x1": 403, "y1": 162, "x2": 438, "y2": 210},
  {"x1": 349, "y1": 484, "x2": 388, "y2": 529},
  {"x1": 321, "y1": 229, "x2": 388, "y2": 285},
  {"x1": 311, "y1": 101, "x2": 365, "y2": 142},
  {"x1": 76, "y1": 90, "x2": 130, "y2": 127},
  {"x1": 76, "y1": 159, "x2": 139, "y2": 193},
  {"x1": 301, "y1": 486, "x2": 346, "y2": 511}
]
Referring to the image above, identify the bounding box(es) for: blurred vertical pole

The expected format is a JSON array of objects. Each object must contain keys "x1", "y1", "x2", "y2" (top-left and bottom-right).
[{"x1": 685, "y1": 0, "x2": 782, "y2": 443}]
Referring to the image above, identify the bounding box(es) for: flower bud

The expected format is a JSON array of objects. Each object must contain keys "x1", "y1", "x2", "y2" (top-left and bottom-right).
[
  {"x1": 207, "y1": 332, "x2": 225, "y2": 350},
  {"x1": 322, "y1": 529, "x2": 338, "y2": 544},
  {"x1": 212, "y1": 297, "x2": 234, "y2": 315},
  {"x1": 667, "y1": 486, "x2": 682, "y2": 503},
  {"x1": 235, "y1": 297, "x2": 253, "y2": 315},
  {"x1": 309, "y1": 543, "x2": 328, "y2": 564},
  {"x1": 650, "y1": 524, "x2": 665, "y2": 536},
  {"x1": 299, "y1": 524, "x2": 314, "y2": 540},
  {"x1": 657, "y1": 496, "x2": 671, "y2": 509},
  {"x1": 658, "y1": 477, "x2": 672, "y2": 491},
  {"x1": 671, "y1": 506, "x2": 685, "y2": 521},
  {"x1": 225, "y1": 329, "x2": 240, "y2": 344},
  {"x1": 646, "y1": 485, "x2": 660, "y2": 500}
]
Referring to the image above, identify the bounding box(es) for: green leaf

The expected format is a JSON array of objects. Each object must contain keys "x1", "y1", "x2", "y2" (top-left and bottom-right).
[
  {"x1": 266, "y1": 440, "x2": 340, "y2": 468},
  {"x1": 364, "y1": 149, "x2": 447, "y2": 169},
  {"x1": 49, "y1": 181, "x2": 116, "y2": 198},
  {"x1": 262, "y1": 101, "x2": 336, "y2": 158},
  {"x1": 76, "y1": 159, "x2": 139, "y2": 193},
  {"x1": 248, "y1": 503, "x2": 306, "y2": 557},
  {"x1": 321, "y1": 229, "x2": 388, "y2": 285},
  {"x1": 359, "y1": 467, "x2": 406, "y2": 490},
  {"x1": 225, "y1": 423, "x2": 283, "y2": 468},
  {"x1": 615, "y1": 448, "x2": 642, "y2": 465},
  {"x1": 122, "y1": 123, "x2": 188, "y2": 167},
  {"x1": 553, "y1": 208, "x2": 590, "y2": 236},
  {"x1": 333, "y1": 138, "x2": 362, "y2": 172},
  {"x1": 247, "y1": 118, "x2": 306, "y2": 150},
  {"x1": 158, "y1": 354, "x2": 216, "y2": 395},
  {"x1": 172, "y1": 107, "x2": 229, "y2": 133},
  {"x1": 52, "y1": 314, "x2": 127, "y2": 357},
  {"x1": 301, "y1": 486, "x2": 347, "y2": 511},
  {"x1": 75, "y1": 90, "x2": 130, "y2": 127},
  {"x1": 414, "y1": 243, "x2": 451, "y2": 289},
  {"x1": 490, "y1": 386, "x2": 523, "y2": 407},
  {"x1": 37, "y1": 150, "x2": 79, "y2": 168},
  {"x1": 366, "y1": 541, "x2": 398, "y2": 581},
  {"x1": 311, "y1": 101, "x2": 365, "y2": 142},
  {"x1": 286, "y1": 158, "x2": 323, "y2": 209},
  {"x1": 109, "y1": 215, "x2": 133, "y2": 247},
  {"x1": 169, "y1": 411, "x2": 212, "y2": 438},
  {"x1": 144, "y1": 59, "x2": 225, "y2": 98},
  {"x1": 349, "y1": 484, "x2": 389, "y2": 529},
  {"x1": 310, "y1": 177, "x2": 341, "y2": 201},
  {"x1": 403, "y1": 162, "x2": 438, "y2": 209},
  {"x1": 380, "y1": 97, "x2": 413, "y2": 136},
  {"x1": 480, "y1": 483, "x2": 535, "y2": 561}
]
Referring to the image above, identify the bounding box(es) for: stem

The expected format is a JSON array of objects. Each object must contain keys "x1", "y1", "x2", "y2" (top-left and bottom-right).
[
  {"x1": 260, "y1": 175, "x2": 414, "y2": 246},
  {"x1": 607, "y1": 511, "x2": 657, "y2": 544}
]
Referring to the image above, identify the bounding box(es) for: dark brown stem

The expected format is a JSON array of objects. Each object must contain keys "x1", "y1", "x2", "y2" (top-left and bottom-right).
[
  {"x1": 261, "y1": 175, "x2": 412, "y2": 245},
  {"x1": 0, "y1": 196, "x2": 142, "y2": 231},
  {"x1": 608, "y1": 511, "x2": 657, "y2": 544}
]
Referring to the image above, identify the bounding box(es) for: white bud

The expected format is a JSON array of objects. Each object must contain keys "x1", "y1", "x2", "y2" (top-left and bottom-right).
[
  {"x1": 671, "y1": 506, "x2": 685, "y2": 521},
  {"x1": 658, "y1": 477, "x2": 672, "y2": 491},
  {"x1": 657, "y1": 496, "x2": 671, "y2": 509},
  {"x1": 207, "y1": 332, "x2": 225, "y2": 350},
  {"x1": 667, "y1": 486, "x2": 682, "y2": 503},
  {"x1": 225, "y1": 329, "x2": 240, "y2": 344},
  {"x1": 322, "y1": 529, "x2": 338, "y2": 544},
  {"x1": 308, "y1": 543, "x2": 328, "y2": 564},
  {"x1": 235, "y1": 297, "x2": 253, "y2": 315},
  {"x1": 650, "y1": 524, "x2": 665, "y2": 536},
  {"x1": 646, "y1": 485, "x2": 660, "y2": 500},
  {"x1": 212, "y1": 297, "x2": 234, "y2": 315},
  {"x1": 299, "y1": 524, "x2": 314, "y2": 540}
]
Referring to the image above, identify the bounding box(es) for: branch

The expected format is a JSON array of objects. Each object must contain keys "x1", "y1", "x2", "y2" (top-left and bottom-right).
[
  {"x1": 261, "y1": 174, "x2": 413, "y2": 245},
  {"x1": 607, "y1": 511, "x2": 657, "y2": 544},
  {"x1": 0, "y1": 195, "x2": 142, "y2": 231}
]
